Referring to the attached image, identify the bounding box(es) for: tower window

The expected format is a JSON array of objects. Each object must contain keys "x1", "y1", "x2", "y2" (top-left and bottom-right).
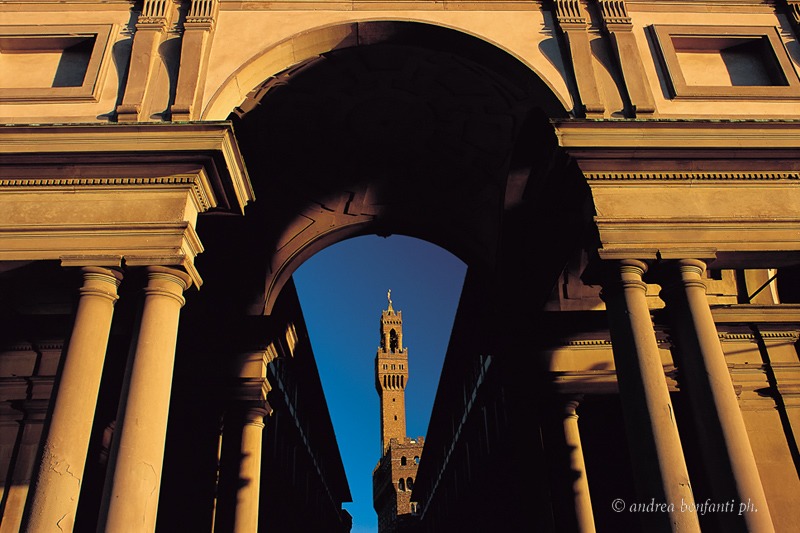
[
  {"x1": 398, "y1": 478, "x2": 405, "y2": 491},
  {"x1": 394, "y1": 415, "x2": 397, "y2": 420},
  {"x1": 389, "y1": 329, "x2": 399, "y2": 352},
  {"x1": 414, "y1": 456, "x2": 420, "y2": 464},
  {"x1": 401, "y1": 456, "x2": 407, "y2": 466},
  {"x1": 407, "y1": 477, "x2": 414, "y2": 490}
]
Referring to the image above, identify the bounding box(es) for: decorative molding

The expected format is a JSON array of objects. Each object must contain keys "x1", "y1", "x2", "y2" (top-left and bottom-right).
[
  {"x1": 0, "y1": 123, "x2": 253, "y2": 214},
  {"x1": 186, "y1": 0, "x2": 219, "y2": 27},
  {"x1": 0, "y1": 176, "x2": 214, "y2": 212},
  {"x1": 584, "y1": 171, "x2": 800, "y2": 181},
  {"x1": 553, "y1": 119, "x2": 800, "y2": 149},
  {"x1": 719, "y1": 331, "x2": 800, "y2": 342},
  {"x1": 565, "y1": 339, "x2": 613, "y2": 347},
  {"x1": 650, "y1": 25, "x2": 800, "y2": 100},
  {"x1": 0, "y1": 25, "x2": 113, "y2": 104},
  {"x1": 554, "y1": 0, "x2": 588, "y2": 25},
  {"x1": 597, "y1": 0, "x2": 632, "y2": 27},
  {"x1": 138, "y1": 0, "x2": 172, "y2": 28}
]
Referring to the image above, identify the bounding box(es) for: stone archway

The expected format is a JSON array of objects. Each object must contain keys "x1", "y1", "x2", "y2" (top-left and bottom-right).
[{"x1": 194, "y1": 21, "x2": 578, "y2": 317}]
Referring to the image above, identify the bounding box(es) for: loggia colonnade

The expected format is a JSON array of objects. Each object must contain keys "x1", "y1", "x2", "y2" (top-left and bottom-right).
[{"x1": 0, "y1": 0, "x2": 799, "y2": 531}]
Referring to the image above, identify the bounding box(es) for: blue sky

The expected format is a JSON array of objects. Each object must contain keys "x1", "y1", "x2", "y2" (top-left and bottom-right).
[{"x1": 293, "y1": 235, "x2": 466, "y2": 533}]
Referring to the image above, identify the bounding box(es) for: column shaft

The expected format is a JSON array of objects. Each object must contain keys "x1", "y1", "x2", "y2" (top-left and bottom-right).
[
  {"x1": 214, "y1": 406, "x2": 269, "y2": 533},
  {"x1": 562, "y1": 399, "x2": 596, "y2": 533},
  {"x1": 601, "y1": 260, "x2": 699, "y2": 532},
  {"x1": 24, "y1": 267, "x2": 122, "y2": 532},
  {"x1": 97, "y1": 266, "x2": 191, "y2": 533},
  {"x1": 660, "y1": 260, "x2": 774, "y2": 532}
]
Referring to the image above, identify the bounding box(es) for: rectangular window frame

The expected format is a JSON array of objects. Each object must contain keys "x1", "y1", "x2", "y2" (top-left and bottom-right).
[
  {"x1": 650, "y1": 24, "x2": 800, "y2": 99},
  {"x1": 0, "y1": 24, "x2": 113, "y2": 103}
]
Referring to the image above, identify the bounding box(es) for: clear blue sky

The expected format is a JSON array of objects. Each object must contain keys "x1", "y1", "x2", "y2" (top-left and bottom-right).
[{"x1": 293, "y1": 235, "x2": 466, "y2": 533}]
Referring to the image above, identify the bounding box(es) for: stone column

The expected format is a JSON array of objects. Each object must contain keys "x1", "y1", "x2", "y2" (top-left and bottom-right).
[
  {"x1": 97, "y1": 266, "x2": 191, "y2": 533},
  {"x1": 659, "y1": 259, "x2": 774, "y2": 532},
  {"x1": 562, "y1": 397, "x2": 596, "y2": 533},
  {"x1": 601, "y1": 260, "x2": 699, "y2": 532},
  {"x1": 214, "y1": 405, "x2": 271, "y2": 533},
  {"x1": 24, "y1": 267, "x2": 122, "y2": 533}
]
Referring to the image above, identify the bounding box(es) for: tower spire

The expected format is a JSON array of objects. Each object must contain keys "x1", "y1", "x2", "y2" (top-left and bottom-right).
[{"x1": 375, "y1": 293, "x2": 407, "y2": 453}]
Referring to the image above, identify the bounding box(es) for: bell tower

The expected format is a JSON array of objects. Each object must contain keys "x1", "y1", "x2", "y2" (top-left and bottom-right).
[
  {"x1": 375, "y1": 289, "x2": 409, "y2": 454},
  {"x1": 373, "y1": 290, "x2": 423, "y2": 532}
]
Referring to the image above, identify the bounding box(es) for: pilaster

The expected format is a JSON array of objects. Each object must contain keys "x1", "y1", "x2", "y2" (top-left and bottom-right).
[
  {"x1": 595, "y1": 0, "x2": 655, "y2": 116},
  {"x1": 551, "y1": 0, "x2": 605, "y2": 118},
  {"x1": 171, "y1": 0, "x2": 219, "y2": 121},
  {"x1": 116, "y1": 0, "x2": 179, "y2": 122}
]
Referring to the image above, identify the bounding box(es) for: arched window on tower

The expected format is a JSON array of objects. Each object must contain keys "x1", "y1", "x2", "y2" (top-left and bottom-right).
[
  {"x1": 401, "y1": 456, "x2": 407, "y2": 466},
  {"x1": 389, "y1": 329, "x2": 399, "y2": 352},
  {"x1": 407, "y1": 477, "x2": 414, "y2": 490},
  {"x1": 398, "y1": 478, "x2": 405, "y2": 491}
]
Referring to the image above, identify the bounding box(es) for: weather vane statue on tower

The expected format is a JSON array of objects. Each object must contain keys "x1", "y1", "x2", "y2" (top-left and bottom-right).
[{"x1": 387, "y1": 289, "x2": 394, "y2": 312}]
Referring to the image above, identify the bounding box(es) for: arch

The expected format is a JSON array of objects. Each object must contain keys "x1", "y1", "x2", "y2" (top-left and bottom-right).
[
  {"x1": 218, "y1": 20, "x2": 571, "y2": 315},
  {"x1": 398, "y1": 478, "x2": 405, "y2": 491},
  {"x1": 203, "y1": 20, "x2": 570, "y2": 121},
  {"x1": 407, "y1": 477, "x2": 414, "y2": 490},
  {"x1": 401, "y1": 456, "x2": 407, "y2": 466}
]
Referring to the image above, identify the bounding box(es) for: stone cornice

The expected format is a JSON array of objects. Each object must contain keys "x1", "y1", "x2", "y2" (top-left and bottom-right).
[
  {"x1": 584, "y1": 171, "x2": 800, "y2": 181},
  {"x1": 0, "y1": 175, "x2": 215, "y2": 212},
  {"x1": 553, "y1": 119, "x2": 800, "y2": 150},
  {"x1": 0, "y1": 122, "x2": 254, "y2": 214},
  {"x1": 712, "y1": 304, "x2": 800, "y2": 323}
]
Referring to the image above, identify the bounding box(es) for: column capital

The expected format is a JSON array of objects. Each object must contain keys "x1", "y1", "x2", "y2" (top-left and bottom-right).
[
  {"x1": 561, "y1": 394, "x2": 584, "y2": 418},
  {"x1": 145, "y1": 265, "x2": 193, "y2": 288},
  {"x1": 143, "y1": 265, "x2": 193, "y2": 306},
  {"x1": 598, "y1": 259, "x2": 650, "y2": 300},
  {"x1": 656, "y1": 259, "x2": 709, "y2": 298},
  {"x1": 236, "y1": 404, "x2": 272, "y2": 427},
  {"x1": 78, "y1": 267, "x2": 124, "y2": 303},
  {"x1": 80, "y1": 265, "x2": 124, "y2": 281}
]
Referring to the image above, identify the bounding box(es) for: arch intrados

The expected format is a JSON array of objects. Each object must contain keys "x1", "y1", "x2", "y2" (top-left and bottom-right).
[
  {"x1": 265, "y1": 228, "x2": 471, "y2": 315},
  {"x1": 203, "y1": 19, "x2": 568, "y2": 120}
]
